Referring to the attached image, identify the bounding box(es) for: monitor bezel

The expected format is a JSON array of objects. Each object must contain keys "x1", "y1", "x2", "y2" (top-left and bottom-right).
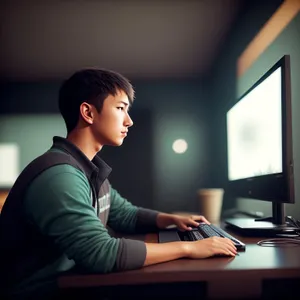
[{"x1": 226, "y1": 55, "x2": 294, "y2": 204}]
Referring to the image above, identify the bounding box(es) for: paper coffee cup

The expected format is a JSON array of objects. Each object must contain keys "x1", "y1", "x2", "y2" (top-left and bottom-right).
[{"x1": 197, "y1": 188, "x2": 224, "y2": 223}]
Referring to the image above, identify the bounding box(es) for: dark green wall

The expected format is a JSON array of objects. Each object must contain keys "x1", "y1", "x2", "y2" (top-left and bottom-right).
[
  {"x1": 209, "y1": 1, "x2": 300, "y2": 219},
  {"x1": 0, "y1": 82, "x2": 60, "y2": 113},
  {"x1": 133, "y1": 79, "x2": 213, "y2": 212}
]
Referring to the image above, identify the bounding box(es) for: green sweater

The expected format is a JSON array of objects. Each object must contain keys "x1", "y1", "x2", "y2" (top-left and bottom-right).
[{"x1": 0, "y1": 137, "x2": 159, "y2": 298}]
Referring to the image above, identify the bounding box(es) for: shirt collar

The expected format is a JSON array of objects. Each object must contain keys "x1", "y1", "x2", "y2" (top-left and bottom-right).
[{"x1": 51, "y1": 136, "x2": 112, "y2": 182}]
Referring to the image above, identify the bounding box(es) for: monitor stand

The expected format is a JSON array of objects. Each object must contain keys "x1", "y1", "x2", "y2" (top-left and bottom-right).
[{"x1": 224, "y1": 203, "x2": 297, "y2": 237}]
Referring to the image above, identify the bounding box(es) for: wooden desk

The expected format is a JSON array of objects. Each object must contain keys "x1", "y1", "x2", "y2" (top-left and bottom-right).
[{"x1": 58, "y1": 231, "x2": 300, "y2": 299}]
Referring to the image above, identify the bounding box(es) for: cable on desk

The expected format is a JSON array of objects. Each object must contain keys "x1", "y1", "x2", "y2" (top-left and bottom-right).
[
  {"x1": 257, "y1": 237, "x2": 300, "y2": 247},
  {"x1": 286, "y1": 215, "x2": 300, "y2": 228},
  {"x1": 256, "y1": 216, "x2": 300, "y2": 247}
]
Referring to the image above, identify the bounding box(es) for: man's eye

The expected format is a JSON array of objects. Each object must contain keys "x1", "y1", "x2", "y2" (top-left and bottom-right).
[{"x1": 117, "y1": 107, "x2": 124, "y2": 110}]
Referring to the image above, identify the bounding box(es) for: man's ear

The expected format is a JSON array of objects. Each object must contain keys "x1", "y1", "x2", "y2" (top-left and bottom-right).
[{"x1": 80, "y1": 102, "x2": 94, "y2": 125}]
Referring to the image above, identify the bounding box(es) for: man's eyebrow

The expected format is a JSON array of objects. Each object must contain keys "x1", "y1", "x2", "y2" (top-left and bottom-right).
[
  {"x1": 117, "y1": 101, "x2": 129, "y2": 106},
  {"x1": 117, "y1": 100, "x2": 131, "y2": 111}
]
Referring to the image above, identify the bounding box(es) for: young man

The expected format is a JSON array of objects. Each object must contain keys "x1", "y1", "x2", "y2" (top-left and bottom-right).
[{"x1": 0, "y1": 68, "x2": 237, "y2": 299}]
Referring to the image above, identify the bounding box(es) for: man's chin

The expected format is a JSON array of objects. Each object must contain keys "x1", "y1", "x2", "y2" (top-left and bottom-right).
[{"x1": 108, "y1": 140, "x2": 124, "y2": 147}]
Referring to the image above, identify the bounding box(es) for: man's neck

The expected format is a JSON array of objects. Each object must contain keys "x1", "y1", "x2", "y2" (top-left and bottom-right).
[{"x1": 66, "y1": 129, "x2": 102, "y2": 161}]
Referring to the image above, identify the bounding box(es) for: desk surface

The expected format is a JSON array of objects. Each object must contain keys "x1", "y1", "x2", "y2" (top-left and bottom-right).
[{"x1": 58, "y1": 230, "x2": 300, "y2": 299}]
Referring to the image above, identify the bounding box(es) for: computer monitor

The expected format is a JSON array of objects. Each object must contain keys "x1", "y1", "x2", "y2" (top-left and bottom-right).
[{"x1": 225, "y1": 55, "x2": 295, "y2": 235}]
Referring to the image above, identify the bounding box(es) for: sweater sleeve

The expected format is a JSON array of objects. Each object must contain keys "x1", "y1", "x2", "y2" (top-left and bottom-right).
[
  {"x1": 23, "y1": 165, "x2": 146, "y2": 273},
  {"x1": 108, "y1": 187, "x2": 160, "y2": 234}
]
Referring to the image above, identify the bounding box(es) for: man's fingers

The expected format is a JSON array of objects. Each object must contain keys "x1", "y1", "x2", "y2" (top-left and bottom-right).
[
  {"x1": 200, "y1": 216, "x2": 210, "y2": 224},
  {"x1": 180, "y1": 224, "x2": 192, "y2": 231},
  {"x1": 192, "y1": 215, "x2": 210, "y2": 224},
  {"x1": 191, "y1": 220, "x2": 200, "y2": 227},
  {"x1": 186, "y1": 225, "x2": 193, "y2": 231},
  {"x1": 227, "y1": 250, "x2": 236, "y2": 257},
  {"x1": 223, "y1": 238, "x2": 237, "y2": 253}
]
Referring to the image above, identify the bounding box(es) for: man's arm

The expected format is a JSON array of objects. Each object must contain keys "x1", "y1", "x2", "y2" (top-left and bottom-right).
[
  {"x1": 143, "y1": 236, "x2": 237, "y2": 266},
  {"x1": 107, "y1": 190, "x2": 237, "y2": 263},
  {"x1": 115, "y1": 233, "x2": 237, "y2": 268},
  {"x1": 108, "y1": 188, "x2": 209, "y2": 233},
  {"x1": 107, "y1": 187, "x2": 159, "y2": 234},
  {"x1": 144, "y1": 242, "x2": 188, "y2": 265}
]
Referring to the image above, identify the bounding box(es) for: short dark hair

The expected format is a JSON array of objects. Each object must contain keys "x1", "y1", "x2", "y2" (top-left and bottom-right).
[{"x1": 58, "y1": 68, "x2": 135, "y2": 133}]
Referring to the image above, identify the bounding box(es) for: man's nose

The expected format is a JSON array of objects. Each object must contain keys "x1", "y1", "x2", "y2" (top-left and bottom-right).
[{"x1": 125, "y1": 113, "x2": 133, "y2": 127}]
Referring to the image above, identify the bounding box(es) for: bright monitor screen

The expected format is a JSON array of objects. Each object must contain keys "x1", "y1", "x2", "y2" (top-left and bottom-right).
[
  {"x1": 227, "y1": 67, "x2": 282, "y2": 181},
  {"x1": 225, "y1": 55, "x2": 294, "y2": 228}
]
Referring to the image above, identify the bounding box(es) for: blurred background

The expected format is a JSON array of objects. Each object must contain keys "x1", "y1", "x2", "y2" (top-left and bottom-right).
[{"x1": 0, "y1": 0, "x2": 299, "y2": 219}]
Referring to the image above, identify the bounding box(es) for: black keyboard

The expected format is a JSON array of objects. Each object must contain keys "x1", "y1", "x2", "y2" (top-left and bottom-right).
[{"x1": 178, "y1": 223, "x2": 246, "y2": 251}]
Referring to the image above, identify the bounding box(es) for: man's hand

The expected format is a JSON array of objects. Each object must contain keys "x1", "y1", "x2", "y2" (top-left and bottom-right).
[
  {"x1": 156, "y1": 213, "x2": 210, "y2": 231},
  {"x1": 172, "y1": 214, "x2": 210, "y2": 231},
  {"x1": 185, "y1": 236, "x2": 237, "y2": 258}
]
